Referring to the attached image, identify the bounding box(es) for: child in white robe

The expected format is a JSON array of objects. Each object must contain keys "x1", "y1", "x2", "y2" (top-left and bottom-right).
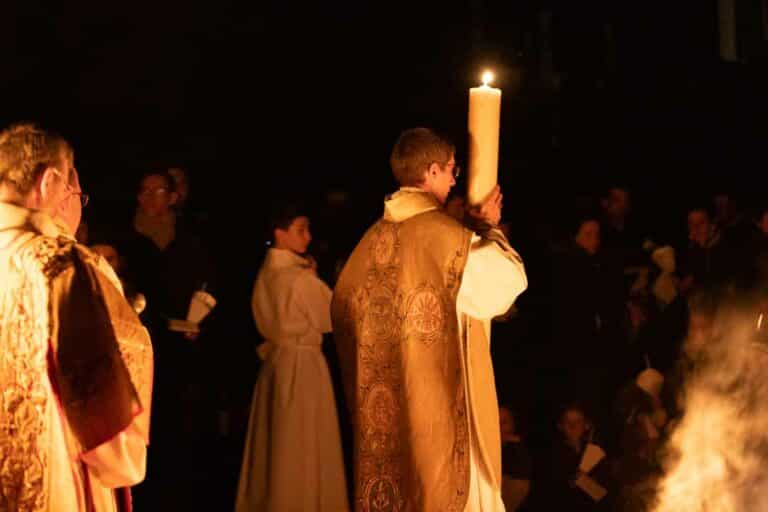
[{"x1": 236, "y1": 204, "x2": 349, "y2": 512}]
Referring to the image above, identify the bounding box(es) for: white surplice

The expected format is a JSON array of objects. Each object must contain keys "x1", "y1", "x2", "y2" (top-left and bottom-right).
[
  {"x1": 458, "y1": 233, "x2": 528, "y2": 512},
  {"x1": 236, "y1": 248, "x2": 349, "y2": 512}
]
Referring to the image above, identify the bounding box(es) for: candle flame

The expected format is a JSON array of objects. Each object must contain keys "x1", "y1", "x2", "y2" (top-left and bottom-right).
[{"x1": 482, "y1": 70, "x2": 494, "y2": 87}]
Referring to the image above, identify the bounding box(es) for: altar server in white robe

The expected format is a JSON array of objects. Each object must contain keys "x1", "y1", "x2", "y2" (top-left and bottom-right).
[{"x1": 236, "y1": 203, "x2": 349, "y2": 512}]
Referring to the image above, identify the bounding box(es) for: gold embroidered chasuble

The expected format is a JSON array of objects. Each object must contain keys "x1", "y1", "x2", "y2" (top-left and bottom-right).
[
  {"x1": 332, "y1": 189, "x2": 510, "y2": 511},
  {"x1": 0, "y1": 202, "x2": 153, "y2": 511}
]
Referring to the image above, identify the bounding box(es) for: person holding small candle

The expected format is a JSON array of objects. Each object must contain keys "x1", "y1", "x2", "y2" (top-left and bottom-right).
[
  {"x1": 536, "y1": 402, "x2": 613, "y2": 512},
  {"x1": 332, "y1": 127, "x2": 527, "y2": 511}
]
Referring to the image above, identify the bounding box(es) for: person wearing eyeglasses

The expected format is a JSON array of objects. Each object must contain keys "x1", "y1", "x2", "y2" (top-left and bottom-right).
[
  {"x1": 128, "y1": 170, "x2": 217, "y2": 336},
  {"x1": 0, "y1": 122, "x2": 153, "y2": 511},
  {"x1": 332, "y1": 127, "x2": 527, "y2": 511},
  {"x1": 121, "y1": 168, "x2": 218, "y2": 507}
]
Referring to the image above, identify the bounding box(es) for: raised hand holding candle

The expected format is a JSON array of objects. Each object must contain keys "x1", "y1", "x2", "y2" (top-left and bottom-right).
[{"x1": 467, "y1": 71, "x2": 501, "y2": 205}]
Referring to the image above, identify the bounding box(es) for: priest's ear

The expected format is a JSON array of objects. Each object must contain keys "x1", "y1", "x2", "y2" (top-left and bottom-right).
[
  {"x1": 420, "y1": 162, "x2": 441, "y2": 188},
  {"x1": 427, "y1": 162, "x2": 442, "y2": 179},
  {"x1": 36, "y1": 165, "x2": 71, "y2": 212},
  {"x1": 38, "y1": 165, "x2": 61, "y2": 202}
]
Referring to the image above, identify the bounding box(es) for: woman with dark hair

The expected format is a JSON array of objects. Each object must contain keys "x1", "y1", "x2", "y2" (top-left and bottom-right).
[
  {"x1": 236, "y1": 201, "x2": 348, "y2": 512},
  {"x1": 549, "y1": 210, "x2": 628, "y2": 427}
]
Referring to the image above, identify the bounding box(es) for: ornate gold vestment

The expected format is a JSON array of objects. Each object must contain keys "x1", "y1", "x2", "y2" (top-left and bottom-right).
[
  {"x1": 332, "y1": 191, "x2": 504, "y2": 511},
  {"x1": 0, "y1": 202, "x2": 153, "y2": 511}
]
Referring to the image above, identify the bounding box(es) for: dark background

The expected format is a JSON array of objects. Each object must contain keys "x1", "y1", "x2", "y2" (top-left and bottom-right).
[
  {"x1": 3, "y1": 0, "x2": 766, "y2": 346},
  {"x1": 2, "y1": 0, "x2": 766, "y2": 239}
]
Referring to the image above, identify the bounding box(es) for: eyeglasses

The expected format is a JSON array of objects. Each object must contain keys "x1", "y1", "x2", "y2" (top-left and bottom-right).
[
  {"x1": 433, "y1": 161, "x2": 461, "y2": 179},
  {"x1": 51, "y1": 168, "x2": 89, "y2": 208}
]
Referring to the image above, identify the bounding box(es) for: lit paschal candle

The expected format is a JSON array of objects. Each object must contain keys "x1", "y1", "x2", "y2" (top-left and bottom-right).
[{"x1": 467, "y1": 70, "x2": 501, "y2": 206}]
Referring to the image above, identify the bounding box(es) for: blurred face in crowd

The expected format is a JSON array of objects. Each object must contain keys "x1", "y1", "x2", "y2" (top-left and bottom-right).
[
  {"x1": 423, "y1": 155, "x2": 457, "y2": 205},
  {"x1": 138, "y1": 174, "x2": 177, "y2": 217},
  {"x1": 575, "y1": 220, "x2": 600, "y2": 255},
  {"x1": 685, "y1": 312, "x2": 714, "y2": 358},
  {"x1": 603, "y1": 187, "x2": 630, "y2": 221},
  {"x1": 688, "y1": 209, "x2": 711, "y2": 247},
  {"x1": 274, "y1": 216, "x2": 312, "y2": 255},
  {"x1": 559, "y1": 409, "x2": 589, "y2": 448}
]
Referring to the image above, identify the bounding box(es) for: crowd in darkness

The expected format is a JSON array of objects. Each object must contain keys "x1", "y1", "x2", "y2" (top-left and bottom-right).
[
  {"x1": 77, "y1": 162, "x2": 768, "y2": 510},
  {"x1": 489, "y1": 184, "x2": 768, "y2": 510}
]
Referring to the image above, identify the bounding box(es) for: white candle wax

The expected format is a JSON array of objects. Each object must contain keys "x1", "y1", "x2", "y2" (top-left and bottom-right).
[{"x1": 467, "y1": 73, "x2": 501, "y2": 205}]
